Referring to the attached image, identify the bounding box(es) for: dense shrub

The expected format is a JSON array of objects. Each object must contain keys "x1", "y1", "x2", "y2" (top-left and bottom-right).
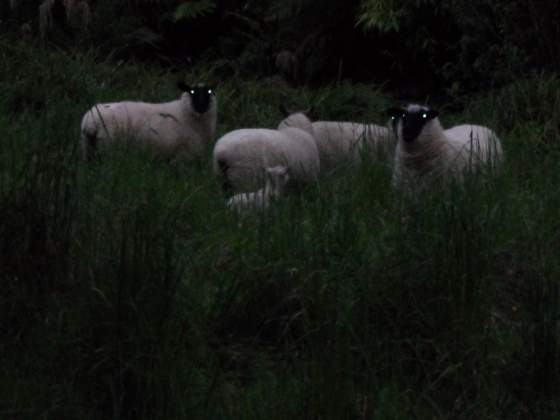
[{"x1": 2, "y1": 0, "x2": 559, "y2": 94}]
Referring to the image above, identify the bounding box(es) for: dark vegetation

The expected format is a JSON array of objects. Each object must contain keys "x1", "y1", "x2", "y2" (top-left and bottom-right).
[
  {"x1": 1, "y1": 1, "x2": 560, "y2": 419},
  {"x1": 3, "y1": 0, "x2": 560, "y2": 95}
]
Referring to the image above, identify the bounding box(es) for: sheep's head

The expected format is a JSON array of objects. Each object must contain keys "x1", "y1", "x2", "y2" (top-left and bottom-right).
[
  {"x1": 387, "y1": 104, "x2": 439, "y2": 143},
  {"x1": 278, "y1": 105, "x2": 314, "y2": 136},
  {"x1": 178, "y1": 82, "x2": 215, "y2": 114},
  {"x1": 265, "y1": 166, "x2": 290, "y2": 196}
]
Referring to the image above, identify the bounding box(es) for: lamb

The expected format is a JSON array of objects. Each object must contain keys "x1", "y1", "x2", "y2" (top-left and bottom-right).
[
  {"x1": 80, "y1": 82, "x2": 217, "y2": 161},
  {"x1": 212, "y1": 111, "x2": 320, "y2": 193},
  {"x1": 311, "y1": 120, "x2": 392, "y2": 171},
  {"x1": 227, "y1": 166, "x2": 290, "y2": 212},
  {"x1": 388, "y1": 104, "x2": 503, "y2": 188}
]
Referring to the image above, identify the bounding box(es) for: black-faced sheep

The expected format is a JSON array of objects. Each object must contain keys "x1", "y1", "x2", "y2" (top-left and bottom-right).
[
  {"x1": 388, "y1": 104, "x2": 503, "y2": 187},
  {"x1": 80, "y1": 82, "x2": 217, "y2": 161}
]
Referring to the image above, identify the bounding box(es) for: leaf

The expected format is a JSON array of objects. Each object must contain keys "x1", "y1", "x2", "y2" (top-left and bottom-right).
[
  {"x1": 125, "y1": 27, "x2": 163, "y2": 48},
  {"x1": 356, "y1": 0, "x2": 404, "y2": 33},
  {"x1": 173, "y1": 0, "x2": 216, "y2": 22}
]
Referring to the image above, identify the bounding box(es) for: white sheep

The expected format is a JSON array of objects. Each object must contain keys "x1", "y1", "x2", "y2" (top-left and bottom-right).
[
  {"x1": 227, "y1": 166, "x2": 290, "y2": 212},
  {"x1": 212, "y1": 111, "x2": 320, "y2": 193},
  {"x1": 80, "y1": 82, "x2": 217, "y2": 161},
  {"x1": 311, "y1": 120, "x2": 392, "y2": 171},
  {"x1": 388, "y1": 104, "x2": 503, "y2": 188}
]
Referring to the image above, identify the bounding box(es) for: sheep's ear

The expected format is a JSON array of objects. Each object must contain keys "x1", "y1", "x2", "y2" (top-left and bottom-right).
[
  {"x1": 279, "y1": 104, "x2": 312, "y2": 116},
  {"x1": 177, "y1": 81, "x2": 190, "y2": 92},
  {"x1": 427, "y1": 109, "x2": 439, "y2": 119},
  {"x1": 387, "y1": 107, "x2": 403, "y2": 119}
]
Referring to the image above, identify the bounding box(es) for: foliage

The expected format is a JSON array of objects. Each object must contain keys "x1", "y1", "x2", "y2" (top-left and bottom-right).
[
  {"x1": 357, "y1": 0, "x2": 428, "y2": 32},
  {"x1": 355, "y1": 0, "x2": 560, "y2": 91},
  {"x1": 2, "y1": 0, "x2": 559, "y2": 94},
  {"x1": 173, "y1": 0, "x2": 216, "y2": 21}
]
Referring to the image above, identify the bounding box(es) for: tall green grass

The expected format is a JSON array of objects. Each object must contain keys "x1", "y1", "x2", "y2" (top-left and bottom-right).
[{"x1": 1, "y1": 35, "x2": 559, "y2": 419}]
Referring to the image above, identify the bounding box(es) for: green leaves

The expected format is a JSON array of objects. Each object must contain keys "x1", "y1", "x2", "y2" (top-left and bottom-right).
[
  {"x1": 356, "y1": 0, "x2": 404, "y2": 32},
  {"x1": 356, "y1": 0, "x2": 440, "y2": 32},
  {"x1": 173, "y1": 0, "x2": 216, "y2": 22}
]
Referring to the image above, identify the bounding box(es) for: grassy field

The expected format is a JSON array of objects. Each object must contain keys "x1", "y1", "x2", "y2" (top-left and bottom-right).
[{"x1": 1, "y1": 36, "x2": 559, "y2": 419}]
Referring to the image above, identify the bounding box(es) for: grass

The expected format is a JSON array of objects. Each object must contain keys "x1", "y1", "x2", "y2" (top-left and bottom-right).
[{"x1": 1, "y1": 35, "x2": 559, "y2": 419}]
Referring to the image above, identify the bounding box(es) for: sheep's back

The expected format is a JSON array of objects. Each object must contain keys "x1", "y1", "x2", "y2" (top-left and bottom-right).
[
  {"x1": 82, "y1": 101, "x2": 167, "y2": 141},
  {"x1": 279, "y1": 127, "x2": 320, "y2": 180},
  {"x1": 312, "y1": 121, "x2": 391, "y2": 170},
  {"x1": 213, "y1": 128, "x2": 319, "y2": 192},
  {"x1": 444, "y1": 124, "x2": 503, "y2": 166},
  {"x1": 83, "y1": 98, "x2": 212, "y2": 158}
]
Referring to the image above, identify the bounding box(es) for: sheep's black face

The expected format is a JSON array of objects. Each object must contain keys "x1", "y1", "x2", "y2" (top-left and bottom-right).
[
  {"x1": 178, "y1": 82, "x2": 215, "y2": 114},
  {"x1": 388, "y1": 107, "x2": 438, "y2": 143}
]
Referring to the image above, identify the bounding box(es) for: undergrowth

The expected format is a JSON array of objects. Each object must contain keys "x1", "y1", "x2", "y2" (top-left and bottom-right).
[{"x1": 0, "y1": 36, "x2": 559, "y2": 419}]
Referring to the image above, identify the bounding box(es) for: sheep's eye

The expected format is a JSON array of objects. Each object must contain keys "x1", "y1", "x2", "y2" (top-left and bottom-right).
[
  {"x1": 208, "y1": 89, "x2": 213, "y2": 95},
  {"x1": 190, "y1": 90, "x2": 195, "y2": 95},
  {"x1": 422, "y1": 113, "x2": 428, "y2": 119}
]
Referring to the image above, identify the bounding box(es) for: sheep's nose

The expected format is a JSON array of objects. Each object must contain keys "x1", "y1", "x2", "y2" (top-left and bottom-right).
[
  {"x1": 402, "y1": 121, "x2": 420, "y2": 143},
  {"x1": 192, "y1": 94, "x2": 211, "y2": 113}
]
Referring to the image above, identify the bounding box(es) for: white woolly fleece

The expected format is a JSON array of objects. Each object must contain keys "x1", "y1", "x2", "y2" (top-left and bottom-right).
[
  {"x1": 213, "y1": 113, "x2": 320, "y2": 193},
  {"x1": 80, "y1": 91, "x2": 217, "y2": 160},
  {"x1": 392, "y1": 104, "x2": 503, "y2": 188},
  {"x1": 312, "y1": 121, "x2": 392, "y2": 171},
  {"x1": 227, "y1": 166, "x2": 290, "y2": 212}
]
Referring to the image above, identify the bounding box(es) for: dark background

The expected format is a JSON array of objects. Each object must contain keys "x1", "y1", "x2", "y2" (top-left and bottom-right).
[{"x1": 3, "y1": 0, "x2": 560, "y2": 98}]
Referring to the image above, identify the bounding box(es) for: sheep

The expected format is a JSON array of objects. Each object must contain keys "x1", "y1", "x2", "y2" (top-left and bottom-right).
[
  {"x1": 311, "y1": 120, "x2": 392, "y2": 171},
  {"x1": 388, "y1": 104, "x2": 503, "y2": 188},
  {"x1": 80, "y1": 82, "x2": 217, "y2": 161},
  {"x1": 212, "y1": 110, "x2": 320, "y2": 193},
  {"x1": 227, "y1": 166, "x2": 290, "y2": 213}
]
